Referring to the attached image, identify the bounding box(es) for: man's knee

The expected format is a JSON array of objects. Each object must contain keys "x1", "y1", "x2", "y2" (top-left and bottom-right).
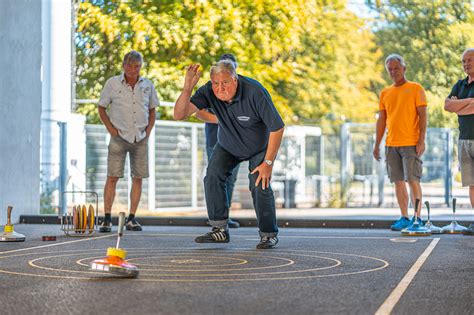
[
  {"x1": 394, "y1": 180, "x2": 406, "y2": 188},
  {"x1": 249, "y1": 182, "x2": 274, "y2": 196},
  {"x1": 407, "y1": 180, "x2": 421, "y2": 189},
  {"x1": 106, "y1": 176, "x2": 120, "y2": 185},
  {"x1": 205, "y1": 164, "x2": 227, "y2": 183}
]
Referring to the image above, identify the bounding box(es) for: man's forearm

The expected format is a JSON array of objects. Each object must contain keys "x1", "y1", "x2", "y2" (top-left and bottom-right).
[
  {"x1": 374, "y1": 115, "x2": 386, "y2": 147},
  {"x1": 265, "y1": 128, "x2": 284, "y2": 161},
  {"x1": 418, "y1": 107, "x2": 427, "y2": 142},
  {"x1": 195, "y1": 110, "x2": 218, "y2": 123},
  {"x1": 98, "y1": 107, "x2": 115, "y2": 133},
  {"x1": 174, "y1": 89, "x2": 195, "y2": 120},
  {"x1": 444, "y1": 98, "x2": 472, "y2": 113},
  {"x1": 146, "y1": 109, "x2": 156, "y2": 135},
  {"x1": 457, "y1": 104, "x2": 474, "y2": 116}
]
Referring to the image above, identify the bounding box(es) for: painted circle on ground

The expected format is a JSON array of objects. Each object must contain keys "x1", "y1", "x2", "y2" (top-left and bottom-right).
[{"x1": 0, "y1": 248, "x2": 389, "y2": 282}]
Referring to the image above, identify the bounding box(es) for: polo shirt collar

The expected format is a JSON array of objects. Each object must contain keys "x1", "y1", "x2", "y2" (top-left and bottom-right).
[{"x1": 462, "y1": 76, "x2": 474, "y2": 86}]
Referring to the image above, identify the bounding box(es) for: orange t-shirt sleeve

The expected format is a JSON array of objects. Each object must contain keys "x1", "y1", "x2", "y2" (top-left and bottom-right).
[
  {"x1": 415, "y1": 85, "x2": 427, "y2": 107},
  {"x1": 379, "y1": 89, "x2": 386, "y2": 111}
]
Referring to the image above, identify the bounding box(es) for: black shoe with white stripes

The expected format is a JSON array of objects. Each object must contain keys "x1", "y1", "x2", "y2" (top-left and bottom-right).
[
  {"x1": 256, "y1": 236, "x2": 278, "y2": 249},
  {"x1": 195, "y1": 227, "x2": 230, "y2": 243}
]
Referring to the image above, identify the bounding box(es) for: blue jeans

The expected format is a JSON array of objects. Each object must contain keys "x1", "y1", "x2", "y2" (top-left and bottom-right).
[
  {"x1": 206, "y1": 146, "x2": 239, "y2": 206},
  {"x1": 204, "y1": 144, "x2": 278, "y2": 237}
]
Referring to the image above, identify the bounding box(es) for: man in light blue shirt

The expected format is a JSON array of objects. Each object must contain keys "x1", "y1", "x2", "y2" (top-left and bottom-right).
[{"x1": 98, "y1": 50, "x2": 159, "y2": 232}]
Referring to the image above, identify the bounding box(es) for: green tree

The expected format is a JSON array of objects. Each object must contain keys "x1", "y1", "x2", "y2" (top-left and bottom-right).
[
  {"x1": 75, "y1": 0, "x2": 382, "y2": 127},
  {"x1": 367, "y1": 0, "x2": 474, "y2": 127}
]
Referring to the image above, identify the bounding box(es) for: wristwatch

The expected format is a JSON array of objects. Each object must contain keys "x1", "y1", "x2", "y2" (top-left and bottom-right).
[{"x1": 264, "y1": 159, "x2": 273, "y2": 166}]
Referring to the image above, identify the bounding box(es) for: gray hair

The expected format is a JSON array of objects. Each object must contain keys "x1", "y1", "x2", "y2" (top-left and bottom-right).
[
  {"x1": 462, "y1": 48, "x2": 474, "y2": 59},
  {"x1": 123, "y1": 50, "x2": 143, "y2": 65},
  {"x1": 385, "y1": 54, "x2": 406, "y2": 68},
  {"x1": 210, "y1": 60, "x2": 237, "y2": 78}
]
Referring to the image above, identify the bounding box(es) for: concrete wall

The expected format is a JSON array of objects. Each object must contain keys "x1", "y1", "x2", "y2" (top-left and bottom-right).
[{"x1": 0, "y1": 0, "x2": 42, "y2": 224}]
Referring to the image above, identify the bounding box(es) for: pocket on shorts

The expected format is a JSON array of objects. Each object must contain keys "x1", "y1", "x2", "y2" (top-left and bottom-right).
[{"x1": 414, "y1": 157, "x2": 423, "y2": 179}]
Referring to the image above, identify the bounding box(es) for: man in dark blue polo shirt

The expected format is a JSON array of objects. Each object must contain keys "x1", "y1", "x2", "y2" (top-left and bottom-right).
[
  {"x1": 445, "y1": 48, "x2": 474, "y2": 234},
  {"x1": 174, "y1": 60, "x2": 285, "y2": 249}
]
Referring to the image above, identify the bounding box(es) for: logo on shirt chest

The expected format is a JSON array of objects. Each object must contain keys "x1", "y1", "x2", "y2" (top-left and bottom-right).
[{"x1": 237, "y1": 116, "x2": 250, "y2": 121}]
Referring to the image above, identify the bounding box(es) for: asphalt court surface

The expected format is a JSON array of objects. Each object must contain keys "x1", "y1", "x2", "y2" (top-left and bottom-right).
[{"x1": 0, "y1": 225, "x2": 473, "y2": 315}]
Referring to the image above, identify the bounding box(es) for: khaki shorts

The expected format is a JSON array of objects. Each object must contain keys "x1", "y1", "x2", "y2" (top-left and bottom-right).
[
  {"x1": 385, "y1": 146, "x2": 423, "y2": 183},
  {"x1": 107, "y1": 136, "x2": 149, "y2": 178},
  {"x1": 458, "y1": 139, "x2": 474, "y2": 187}
]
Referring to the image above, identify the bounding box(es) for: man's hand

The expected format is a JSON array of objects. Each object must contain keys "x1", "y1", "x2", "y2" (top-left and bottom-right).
[
  {"x1": 174, "y1": 65, "x2": 201, "y2": 120},
  {"x1": 145, "y1": 127, "x2": 152, "y2": 138},
  {"x1": 416, "y1": 140, "x2": 425, "y2": 157},
  {"x1": 184, "y1": 64, "x2": 202, "y2": 90},
  {"x1": 251, "y1": 163, "x2": 273, "y2": 190},
  {"x1": 373, "y1": 145, "x2": 381, "y2": 161},
  {"x1": 108, "y1": 127, "x2": 119, "y2": 138}
]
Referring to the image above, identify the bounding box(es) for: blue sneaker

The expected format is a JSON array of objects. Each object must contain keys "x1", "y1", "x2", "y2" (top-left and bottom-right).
[
  {"x1": 391, "y1": 217, "x2": 410, "y2": 231},
  {"x1": 407, "y1": 216, "x2": 425, "y2": 228}
]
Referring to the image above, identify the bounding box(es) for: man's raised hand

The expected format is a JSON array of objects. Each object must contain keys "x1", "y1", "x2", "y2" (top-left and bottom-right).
[{"x1": 184, "y1": 64, "x2": 202, "y2": 90}]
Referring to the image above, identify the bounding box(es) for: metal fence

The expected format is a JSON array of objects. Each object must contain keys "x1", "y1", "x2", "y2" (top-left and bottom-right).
[
  {"x1": 40, "y1": 120, "x2": 470, "y2": 214},
  {"x1": 84, "y1": 122, "x2": 323, "y2": 212},
  {"x1": 338, "y1": 124, "x2": 462, "y2": 208}
]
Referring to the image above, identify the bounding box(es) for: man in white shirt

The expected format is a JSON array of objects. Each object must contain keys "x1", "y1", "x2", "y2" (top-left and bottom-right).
[{"x1": 98, "y1": 50, "x2": 159, "y2": 232}]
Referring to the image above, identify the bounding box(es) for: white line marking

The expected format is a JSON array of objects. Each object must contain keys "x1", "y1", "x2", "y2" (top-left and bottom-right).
[
  {"x1": 375, "y1": 238, "x2": 440, "y2": 315},
  {"x1": 0, "y1": 234, "x2": 114, "y2": 255},
  {"x1": 127, "y1": 233, "x2": 401, "y2": 240}
]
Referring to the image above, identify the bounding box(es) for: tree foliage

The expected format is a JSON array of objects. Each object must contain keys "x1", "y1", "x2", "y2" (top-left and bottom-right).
[
  {"x1": 75, "y1": 0, "x2": 383, "y2": 128},
  {"x1": 367, "y1": 0, "x2": 474, "y2": 127}
]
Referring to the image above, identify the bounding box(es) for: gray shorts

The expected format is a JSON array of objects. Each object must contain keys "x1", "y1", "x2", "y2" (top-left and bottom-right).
[
  {"x1": 458, "y1": 139, "x2": 474, "y2": 187},
  {"x1": 107, "y1": 136, "x2": 149, "y2": 178},
  {"x1": 385, "y1": 146, "x2": 422, "y2": 183}
]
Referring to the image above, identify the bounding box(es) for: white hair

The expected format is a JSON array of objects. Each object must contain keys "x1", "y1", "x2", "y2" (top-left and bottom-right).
[
  {"x1": 385, "y1": 54, "x2": 406, "y2": 68},
  {"x1": 210, "y1": 60, "x2": 237, "y2": 78},
  {"x1": 462, "y1": 48, "x2": 474, "y2": 59}
]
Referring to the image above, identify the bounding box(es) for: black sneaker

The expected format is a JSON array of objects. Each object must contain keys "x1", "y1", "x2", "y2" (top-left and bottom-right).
[
  {"x1": 126, "y1": 219, "x2": 142, "y2": 231},
  {"x1": 228, "y1": 218, "x2": 240, "y2": 229},
  {"x1": 99, "y1": 220, "x2": 112, "y2": 233},
  {"x1": 256, "y1": 236, "x2": 278, "y2": 249},
  {"x1": 195, "y1": 227, "x2": 230, "y2": 243}
]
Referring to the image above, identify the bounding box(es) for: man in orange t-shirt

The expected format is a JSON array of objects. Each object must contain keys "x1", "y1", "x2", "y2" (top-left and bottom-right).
[{"x1": 373, "y1": 54, "x2": 428, "y2": 231}]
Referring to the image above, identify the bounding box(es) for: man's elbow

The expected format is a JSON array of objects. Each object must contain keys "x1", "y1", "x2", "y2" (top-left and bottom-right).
[
  {"x1": 444, "y1": 100, "x2": 454, "y2": 112},
  {"x1": 173, "y1": 112, "x2": 185, "y2": 120},
  {"x1": 173, "y1": 107, "x2": 186, "y2": 120}
]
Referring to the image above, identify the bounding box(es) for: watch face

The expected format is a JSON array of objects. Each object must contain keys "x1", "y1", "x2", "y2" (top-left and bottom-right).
[{"x1": 265, "y1": 160, "x2": 273, "y2": 166}]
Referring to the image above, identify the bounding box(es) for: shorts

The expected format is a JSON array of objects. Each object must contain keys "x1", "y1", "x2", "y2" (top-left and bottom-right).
[
  {"x1": 385, "y1": 146, "x2": 422, "y2": 183},
  {"x1": 458, "y1": 139, "x2": 474, "y2": 187},
  {"x1": 107, "y1": 136, "x2": 149, "y2": 178}
]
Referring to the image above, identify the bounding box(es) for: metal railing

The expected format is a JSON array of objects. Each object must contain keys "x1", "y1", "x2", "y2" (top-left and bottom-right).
[{"x1": 40, "y1": 119, "x2": 470, "y2": 214}]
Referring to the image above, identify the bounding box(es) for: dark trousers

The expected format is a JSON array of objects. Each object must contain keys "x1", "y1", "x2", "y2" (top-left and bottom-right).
[
  {"x1": 204, "y1": 144, "x2": 278, "y2": 237},
  {"x1": 206, "y1": 146, "x2": 239, "y2": 207}
]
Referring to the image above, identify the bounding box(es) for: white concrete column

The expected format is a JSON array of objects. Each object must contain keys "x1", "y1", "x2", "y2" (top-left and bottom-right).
[
  {"x1": 0, "y1": 0, "x2": 42, "y2": 222},
  {"x1": 41, "y1": 0, "x2": 76, "y2": 209}
]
